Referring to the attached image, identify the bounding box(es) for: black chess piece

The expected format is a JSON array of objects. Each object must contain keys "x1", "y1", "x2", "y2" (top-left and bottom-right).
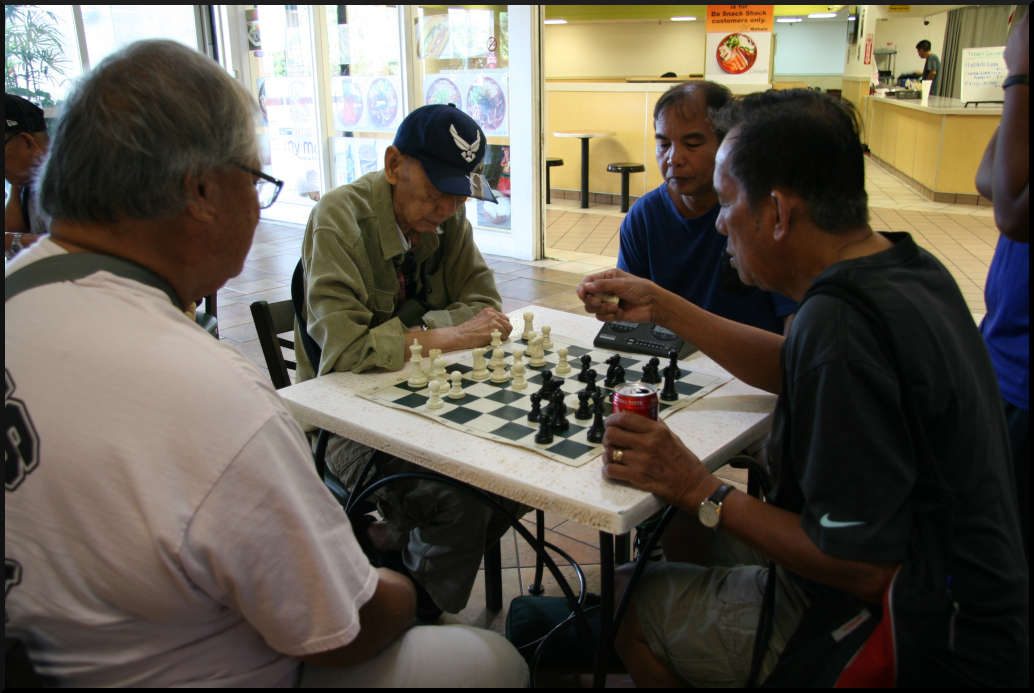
[
  {"x1": 551, "y1": 389, "x2": 570, "y2": 433},
  {"x1": 642, "y1": 356, "x2": 661, "y2": 384},
  {"x1": 586, "y1": 394, "x2": 605, "y2": 443},
  {"x1": 604, "y1": 354, "x2": 626, "y2": 388},
  {"x1": 574, "y1": 390, "x2": 592, "y2": 420},
  {"x1": 667, "y1": 349, "x2": 682, "y2": 379},
  {"x1": 660, "y1": 364, "x2": 678, "y2": 401},
  {"x1": 528, "y1": 391, "x2": 543, "y2": 422},
  {"x1": 535, "y1": 403, "x2": 555, "y2": 444},
  {"x1": 584, "y1": 368, "x2": 598, "y2": 395},
  {"x1": 549, "y1": 380, "x2": 566, "y2": 415},
  {"x1": 578, "y1": 354, "x2": 592, "y2": 382},
  {"x1": 537, "y1": 370, "x2": 553, "y2": 399}
]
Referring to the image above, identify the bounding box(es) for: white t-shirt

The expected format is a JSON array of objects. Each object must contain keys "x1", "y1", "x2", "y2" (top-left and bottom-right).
[{"x1": 4, "y1": 240, "x2": 379, "y2": 687}]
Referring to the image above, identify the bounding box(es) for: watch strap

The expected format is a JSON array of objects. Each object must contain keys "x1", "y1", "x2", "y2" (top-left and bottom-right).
[
  {"x1": 1002, "y1": 73, "x2": 1028, "y2": 89},
  {"x1": 708, "y1": 483, "x2": 734, "y2": 505}
]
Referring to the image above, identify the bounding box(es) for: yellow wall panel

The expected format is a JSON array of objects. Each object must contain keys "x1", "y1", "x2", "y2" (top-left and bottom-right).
[{"x1": 936, "y1": 116, "x2": 999, "y2": 194}]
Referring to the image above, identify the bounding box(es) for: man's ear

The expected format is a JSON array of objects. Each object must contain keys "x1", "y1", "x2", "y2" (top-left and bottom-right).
[
  {"x1": 383, "y1": 146, "x2": 403, "y2": 185},
  {"x1": 183, "y1": 170, "x2": 217, "y2": 223},
  {"x1": 769, "y1": 188, "x2": 798, "y2": 242}
]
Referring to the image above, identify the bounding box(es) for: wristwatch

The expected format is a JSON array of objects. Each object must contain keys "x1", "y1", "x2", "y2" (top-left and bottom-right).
[
  {"x1": 9, "y1": 232, "x2": 24, "y2": 256},
  {"x1": 1002, "y1": 74, "x2": 1028, "y2": 89},
  {"x1": 698, "y1": 484, "x2": 734, "y2": 529}
]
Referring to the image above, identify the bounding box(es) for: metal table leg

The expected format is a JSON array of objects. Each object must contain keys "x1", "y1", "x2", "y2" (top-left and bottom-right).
[
  {"x1": 580, "y1": 137, "x2": 590, "y2": 208},
  {"x1": 593, "y1": 531, "x2": 615, "y2": 688}
]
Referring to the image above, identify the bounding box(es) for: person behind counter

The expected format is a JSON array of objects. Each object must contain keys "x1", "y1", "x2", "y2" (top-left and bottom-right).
[
  {"x1": 916, "y1": 39, "x2": 941, "y2": 95},
  {"x1": 4, "y1": 39, "x2": 528, "y2": 688},
  {"x1": 294, "y1": 103, "x2": 527, "y2": 622},
  {"x1": 578, "y1": 89, "x2": 1027, "y2": 687}
]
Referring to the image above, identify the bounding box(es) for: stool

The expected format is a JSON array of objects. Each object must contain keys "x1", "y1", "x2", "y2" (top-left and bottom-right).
[
  {"x1": 606, "y1": 162, "x2": 645, "y2": 212},
  {"x1": 545, "y1": 157, "x2": 563, "y2": 204}
]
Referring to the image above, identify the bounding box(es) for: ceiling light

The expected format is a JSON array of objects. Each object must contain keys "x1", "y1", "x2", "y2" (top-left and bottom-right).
[
  {"x1": 670, "y1": 16, "x2": 697, "y2": 22},
  {"x1": 776, "y1": 17, "x2": 803, "y2": 23},
  {"x1": 808, "y1": 12, "x2": 838, "y2": 19},
  {"x1": 849, "y1": 16, "x2": 857, "y2": 21},
  {"x1": 544, "y1": 19, "x2": 567, "y2": 25}
]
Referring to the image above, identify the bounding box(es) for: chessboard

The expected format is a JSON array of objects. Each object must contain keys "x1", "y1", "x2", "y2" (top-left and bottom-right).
[{"x1": 358, "y1": 333, "x2": 730, "y2": 467}]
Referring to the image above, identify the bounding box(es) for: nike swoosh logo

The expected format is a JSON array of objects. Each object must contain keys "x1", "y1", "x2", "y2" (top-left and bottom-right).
[{"x1": 819, "y1": 513, "x2": 866, "y2": 529}]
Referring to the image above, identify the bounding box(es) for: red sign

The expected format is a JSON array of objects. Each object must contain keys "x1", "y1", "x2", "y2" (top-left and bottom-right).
[{"x1": 864, "y1": 36, "x2": 873, "y2": 65}]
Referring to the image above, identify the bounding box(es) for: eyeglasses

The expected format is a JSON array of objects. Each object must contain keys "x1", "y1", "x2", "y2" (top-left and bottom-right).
[{"x1": 234, "y1": 163, "x2": 284, "y2": 209}]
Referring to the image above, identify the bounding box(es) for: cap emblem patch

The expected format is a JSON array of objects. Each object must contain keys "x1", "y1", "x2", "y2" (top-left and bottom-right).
[{"x1": 449, "y1": 123, "x2": 481, "y2": 163}]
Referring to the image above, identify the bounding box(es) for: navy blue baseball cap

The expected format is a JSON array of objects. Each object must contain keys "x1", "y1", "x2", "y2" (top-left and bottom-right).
[
  {"x1": 5, "y1": 94, "x2": 46, "y2": 134},
  {"x1": 393, "y1": 104, "x2": 497, "y2": 203}
]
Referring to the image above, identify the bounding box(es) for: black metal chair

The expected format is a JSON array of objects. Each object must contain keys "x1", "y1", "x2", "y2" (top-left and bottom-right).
[
  {"x1": 606, "y1": 162, "x2": 645, "y2": 212},
  {"x1": 545, "y1": 157, "x2": 564, "y2": 204}
]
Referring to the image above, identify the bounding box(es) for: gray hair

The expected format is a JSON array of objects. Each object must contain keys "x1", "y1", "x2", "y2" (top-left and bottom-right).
[{"x1": 37, "y1": 39, "x2": 259, "y2": 223}]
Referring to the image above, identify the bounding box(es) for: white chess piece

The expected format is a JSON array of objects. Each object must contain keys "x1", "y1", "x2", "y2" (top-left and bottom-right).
[
  {"x1": 490, "y1": 360, "x2": 510, "y2": 383},
  {"x1": 471, "y1": 347, "x2": 490, "y2": 381},
  {"x1": 529, "y1": 335, "x2": 546, "y2": 367},
  {"x1": 511, "y1": 361, "x2": 527, "y2": 390},
  {"x1": 542, "y1": 325, "x2": 553, "y2": 351},
  {"x1": 432, "y1": 356, "x2": 447, "y2": 380},
  {"x1": 407, "y1": 339, "x2": 428, "y2": 388},
  {"x1": 426, "y1": 348, "x2": 442, "y2": 377},
  {"x1": 491, "y1": 329, "x2": 502, "y2": 349},
  {"x1": 427, "y1": 380, "x2": 443, "y2": 410},
  {"x1": 447, "y1": 371, "x2": 465, "y2": 399},
  {"x1": 555, "y1": 346, "x2": 570, "y2": 375},
  {"x1": 489, "y1": 346, "x2": 506, "y2": 370},
  {"x1": 522, "y1": 312, "x2": 535, "y2": 341},
  {"x1": 512, "y1": 347, "x2": 524, "y2": 368}
]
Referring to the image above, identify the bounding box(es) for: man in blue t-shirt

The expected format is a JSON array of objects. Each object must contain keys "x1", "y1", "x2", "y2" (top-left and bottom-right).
[{"x1": 617, "y1": 81, "x2": 796, "y2": 334}]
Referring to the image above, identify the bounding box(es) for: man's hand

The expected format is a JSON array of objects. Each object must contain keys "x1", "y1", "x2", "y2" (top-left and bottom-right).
[
  {"x1": 576, "y1": 269, "x2": 660, "y2": 324},
  {"x1": 453, "y1": 307, "x2": 512, "y2": 345},
  {"x1": 600, "y1": 411, "x2": 718, "y2": 508}
]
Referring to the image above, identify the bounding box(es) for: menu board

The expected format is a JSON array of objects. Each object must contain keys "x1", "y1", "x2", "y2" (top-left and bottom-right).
[{"x1": 960, "y1": 46, "x2": 1006, "y2": 105}]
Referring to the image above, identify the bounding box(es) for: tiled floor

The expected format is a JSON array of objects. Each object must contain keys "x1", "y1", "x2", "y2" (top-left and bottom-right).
[{"x1": 216, "y1": 154, "x2": 998, "y2": 684}]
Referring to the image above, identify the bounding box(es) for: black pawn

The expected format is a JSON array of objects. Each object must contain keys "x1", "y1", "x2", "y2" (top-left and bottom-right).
[
  {"x1": 578, "y1": 354, "x2": 592, "y2": 382},
  {"x1": 574, "y1": 390, "x2": 592, "y2": 420},
  {"x1": 528, "y1": 391, "x2": 543, "y2": 422},
  {"x1": 535, "y1": 403, "x2": 555, "y2": 444},
  {"x1": 642, "y1": 356, "x2": 661, "y2": 384},
  {"x1": 586, "y1": 394, "x2": 605, "y2": 443},
  {"x1": 584, "y1": 368, "x2": 599, "y2": 395},
  {"x1": 537, "y1": 370, "x2": 553, "y2": 398},
  {"x1": 660, "y1": 364, "x2": 678, "y2": 402}
]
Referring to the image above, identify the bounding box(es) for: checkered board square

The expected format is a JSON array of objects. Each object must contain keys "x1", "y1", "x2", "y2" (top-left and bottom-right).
[{"x1": 358, "y1": 334, "x2": 730, "y2": 467}]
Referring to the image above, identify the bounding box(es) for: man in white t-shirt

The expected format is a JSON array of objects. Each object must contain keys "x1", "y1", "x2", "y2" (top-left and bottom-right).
[{"x1": 3, "y1": 39, "x2": 527, "y2": 688}]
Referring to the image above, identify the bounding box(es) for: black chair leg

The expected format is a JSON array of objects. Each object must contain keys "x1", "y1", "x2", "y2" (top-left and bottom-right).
[
  {"x1": 484, "y1": 539, "x2": 503, "y2": 611},
  {"x1": 546, "y1": 167, "x2": 551, "y2": 204},
  {"x1": 620, "y1": 172, "x2": 631, "y2": 212},
  {"x1": 528, "y1": 509, "x2": 545, "y2": 594}
]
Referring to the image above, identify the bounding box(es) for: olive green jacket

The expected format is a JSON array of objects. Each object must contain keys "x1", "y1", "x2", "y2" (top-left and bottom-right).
[{"x1": 295, "y1": 170, "x2": 501, "y2": 380}]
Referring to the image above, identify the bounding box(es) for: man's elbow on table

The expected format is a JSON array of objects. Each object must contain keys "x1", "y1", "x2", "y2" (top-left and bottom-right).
[{"x1": 296, "y1": 568, "x2": 417, "y2": 669}]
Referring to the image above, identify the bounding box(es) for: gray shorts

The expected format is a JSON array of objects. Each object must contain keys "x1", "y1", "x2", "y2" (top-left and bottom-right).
[{"x1": 632, "y1": 533, "x2": 809, "y2": 687}]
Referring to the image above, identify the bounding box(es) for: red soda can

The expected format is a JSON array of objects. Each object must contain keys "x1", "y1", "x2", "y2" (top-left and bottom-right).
[{"x1": 611, "y1": 383, "x2": 659, "y2": 420}]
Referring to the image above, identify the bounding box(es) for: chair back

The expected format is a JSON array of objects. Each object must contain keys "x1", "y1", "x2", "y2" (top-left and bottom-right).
[{"x1": 249, "y1": 299, "x2": 297, "y2": 390}]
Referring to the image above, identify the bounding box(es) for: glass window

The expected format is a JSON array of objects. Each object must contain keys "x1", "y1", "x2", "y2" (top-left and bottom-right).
[
  {"x1": 80, "y1": 5, "x2": 199, "y2": 66},
  {"x1": 324, "y1": 5, "x2": 404, "y2": 189},
  {"x1": 246, "y1": 5, "x2": 322, "y2": 218},
  {"x1": 4, "y1": 4, "x2": 83, "y2": 109},
  {"x1": 415, "y1": 5, "x2": 511, "y2": 233}
]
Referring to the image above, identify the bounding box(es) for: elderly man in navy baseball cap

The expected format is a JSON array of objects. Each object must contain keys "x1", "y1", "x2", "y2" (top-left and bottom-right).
[{"x1": 295, "y1": 102, "x2": 525, "y2": 621}]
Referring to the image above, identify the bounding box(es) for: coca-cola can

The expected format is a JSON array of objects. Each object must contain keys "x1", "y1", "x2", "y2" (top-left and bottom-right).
[{"x1": 611, "y1": 382, "x2": 659, "y2": 420}]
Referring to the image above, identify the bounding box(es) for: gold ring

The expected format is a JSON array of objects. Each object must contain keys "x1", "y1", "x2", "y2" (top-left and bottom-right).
[{"x1": 613, "y1": 448, "x2": 624, "y2": 463}]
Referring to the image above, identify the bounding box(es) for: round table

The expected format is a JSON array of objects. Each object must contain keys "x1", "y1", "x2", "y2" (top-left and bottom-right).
[{"x1": 553, "y1": 130, "x2": 614, "y2": 208}]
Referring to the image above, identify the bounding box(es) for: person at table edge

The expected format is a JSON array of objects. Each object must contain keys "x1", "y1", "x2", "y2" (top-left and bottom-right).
[
  {"x1": 294, "y1": 103, "x2": 527, "y2": 618},
  {"x1": 616, "y1": 80, "x2": 797, "y2": 335},
  {"x1": 578, "y1": 89, "x2": 1027, "y2": 687}
]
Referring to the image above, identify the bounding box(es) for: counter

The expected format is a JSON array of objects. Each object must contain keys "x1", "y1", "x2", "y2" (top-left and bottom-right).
[{"x1": 863, "y1": 95, "x2": 1001, "y2": 203}]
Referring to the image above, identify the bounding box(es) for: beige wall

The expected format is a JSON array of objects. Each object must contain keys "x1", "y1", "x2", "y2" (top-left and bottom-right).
[
  {"x1": 545, "y1": 21, "x2": 707, "y2": 79},
  {"x1": 546, "y1": 87, "x2": 665, "y2": 196}
]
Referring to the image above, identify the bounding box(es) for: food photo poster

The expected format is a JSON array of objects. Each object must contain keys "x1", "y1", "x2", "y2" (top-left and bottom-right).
[{"x1": 704, "y1": 5, "x2": 773, "y2": 86}]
